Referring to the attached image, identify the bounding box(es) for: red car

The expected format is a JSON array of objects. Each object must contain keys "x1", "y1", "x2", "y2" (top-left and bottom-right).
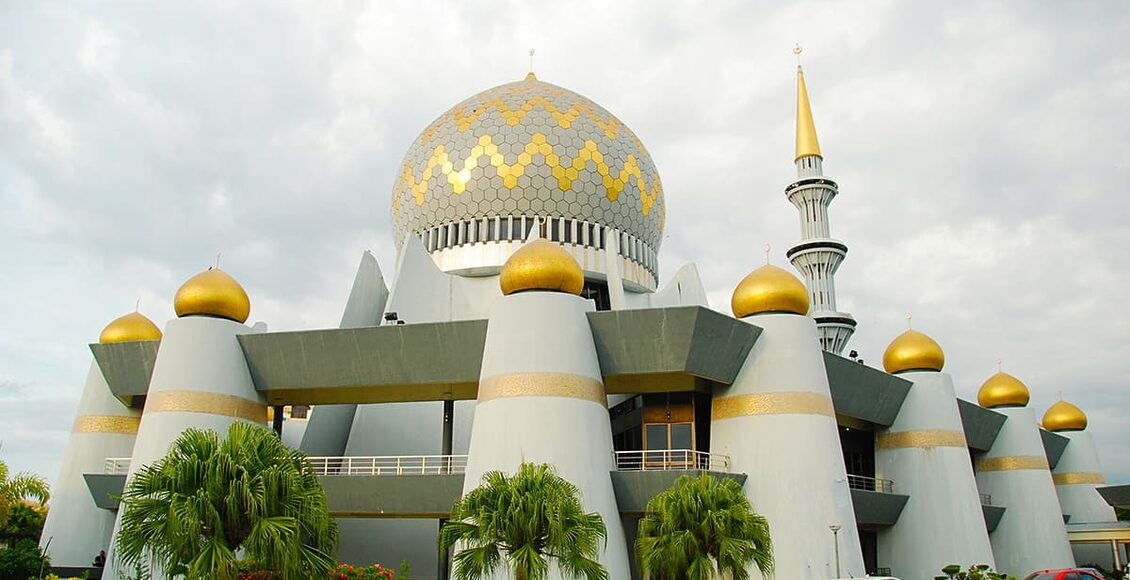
[{"x1": 1022, "y1": 570, "x2": 1105, "y2": 580}]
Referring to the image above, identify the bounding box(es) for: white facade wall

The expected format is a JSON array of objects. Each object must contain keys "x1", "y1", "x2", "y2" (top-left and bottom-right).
[
  {"x1": 461, "y1": 291, "x2": 630, "y2": 579},
  {"x1": 975, "y1": 406, "x2": 1074, "y2": 576},
  {"x1": 710, "y1": 313, "x2": 865, "y2": 580},
  {"x1": 39, "y1": 361, "x2": 142, "y2": 566},
  {"x1": 875, "y1": 370, "x2": 994, "y2": 577}
]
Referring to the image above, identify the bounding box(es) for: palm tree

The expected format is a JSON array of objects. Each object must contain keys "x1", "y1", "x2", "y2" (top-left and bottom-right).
[
  {"x1": 0, "y1": 458, "x2": 49, "y2": 538},
  {"x1": 636, "y1": 473, "x2": 773, "y2": 580},
  {"x1": 439, "y1": 463, "x2": 609, "y2": 580},
  {"x1": 114, "y1": 422, "x2": 338, "y2": 579}
]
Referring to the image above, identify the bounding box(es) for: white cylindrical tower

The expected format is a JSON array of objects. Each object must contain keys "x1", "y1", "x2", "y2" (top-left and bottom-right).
[
  {"x1": 874, "y1": 327, "x2": 995, "y2": 577},
  {"x1": 104, "y1": 268, "x2": 267, "y2": 578},
  {"x1": 39, "y1": 312, "x2": 158, "y2": 566},
  {"x1": 974, "y1": 371, "x2": 1074, "y2": 576},
  {"x1": 711, "y1": 263, "x2": 865, "y2": 579},
  {"x1": 1042, "y1": 400, "x2": 1116, "y2": 524},
  {"x1": 1043, "y1": 400, "x2": 1118, "y2": 568},
  {"x1": 460, "y1": 239, "x2": 630, "y2": 578},
  {"x1": 786, "y1": 63, "x2": 855, "y2": 355}
]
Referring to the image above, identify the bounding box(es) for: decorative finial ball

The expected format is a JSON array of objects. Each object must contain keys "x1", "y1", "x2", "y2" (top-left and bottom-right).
[
  {"x1": 731, "y1": 264, "x2": 810, "y2": 318},
  {"x1": 99, "y1": 311, "x2": 163, "y2": 343},
  {"x1": 499, "y1": 239, "x2": 584, "y2": 296},
  {"x1": 977, "y1": 371, "x2": 1031, "y2": 409},
  {"x1": 882, "y1": 329, "x2": 945, "y2": 374},
  {"x1": 173, "y1": 268, "x2": 251, "y2": 323}
]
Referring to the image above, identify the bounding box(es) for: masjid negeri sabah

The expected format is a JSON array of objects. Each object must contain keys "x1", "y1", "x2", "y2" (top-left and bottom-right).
[{"x1": 39, "y1": 62, "x2": 1129, "y2": 579}]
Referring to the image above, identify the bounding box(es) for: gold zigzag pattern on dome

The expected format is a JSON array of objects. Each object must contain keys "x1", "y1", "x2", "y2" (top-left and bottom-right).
[
  {"x1": 397, "y1": 132, "x2": 662, "y2": 217},
  {"x1": 452, "y1": 96, "x2": 620, "y2": 138}
]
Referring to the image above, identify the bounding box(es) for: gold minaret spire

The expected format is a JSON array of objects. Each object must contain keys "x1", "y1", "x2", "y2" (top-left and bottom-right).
[{"x1": 794, "y1": 45, "x2": 822, "y2": 161}]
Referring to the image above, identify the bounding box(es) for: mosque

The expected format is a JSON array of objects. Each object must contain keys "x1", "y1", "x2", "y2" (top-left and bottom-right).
[{"x1": 39, "y1": 61, "x2": 1129, "y2": 579}]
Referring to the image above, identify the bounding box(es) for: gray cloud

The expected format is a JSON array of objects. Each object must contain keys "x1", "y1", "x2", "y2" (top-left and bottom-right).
[{"x1": 1, "y1": 1, "x2": 1127, "y2": 487}]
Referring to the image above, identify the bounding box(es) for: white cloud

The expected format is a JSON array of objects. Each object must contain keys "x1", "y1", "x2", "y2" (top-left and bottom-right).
[{"x1": 0, "y1": 1, "x2": 1127, "y2": 489}]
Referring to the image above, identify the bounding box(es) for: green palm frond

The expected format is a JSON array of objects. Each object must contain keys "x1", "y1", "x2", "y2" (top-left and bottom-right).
[
  {"x1": 440, "y1": 463, "x2": 609, "y2": 580},
  {"x1": 114, "y1": 421, "x2": 338, "y2": 579},
  {"x1": 636, "y1": 473, "x2": 773, "y2": 580}
]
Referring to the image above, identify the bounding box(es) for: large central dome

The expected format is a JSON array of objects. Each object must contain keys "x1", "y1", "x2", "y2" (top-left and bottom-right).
[{"x1": 390, "y1": 73, "x2": 664, "y2": 288}]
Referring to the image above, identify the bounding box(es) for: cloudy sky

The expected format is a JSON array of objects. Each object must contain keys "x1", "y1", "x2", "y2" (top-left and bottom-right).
[{"x1": 1, "y1": 1, "x2": 1128, "y2": 487}]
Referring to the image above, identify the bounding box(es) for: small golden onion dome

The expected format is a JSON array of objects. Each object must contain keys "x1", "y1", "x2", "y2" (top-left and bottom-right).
[
  {"x1": 173, "y1": 268, "x2": 251, "y2": 323},
  {"x1": 499, "y1": 239, "x2": 584, "y2": 296},
  {"x1": 99, "y1": 311, "x2": 162, "y2": 343},
  {"x1": 978, "y1": 371, "x2": 1030, "y2": 408},
  {"x1": 731, "y1": 264, "x2": 809, "y2": 318},
  {"x1": 882, "y1": 329, "x2": 945, "y2": 374},
  {"x1": 1042, "y1": 400, "x2": 1088, "y2": 432}
]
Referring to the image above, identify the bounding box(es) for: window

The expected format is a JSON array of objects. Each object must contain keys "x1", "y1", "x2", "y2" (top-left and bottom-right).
[{"x1": 487, "y1": 218, "x2": 496, "y2": 241}]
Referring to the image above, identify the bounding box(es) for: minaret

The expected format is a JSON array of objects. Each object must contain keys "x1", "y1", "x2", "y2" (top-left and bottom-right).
[
  {"x1": 1043, "y1": 399, "x2": 1118, "y2": 567},
  {"x1": 104, "y1": 267, "x2": 267, "y2": 578},
  {"x1": 460, "y1": 236, "x2": 630, "y2": 578},
  {"x1": 785, "y1": 52, "x2": 856, "y2": 354},
  {"x1": 874, "y1": 321, "x2": 995, "y2": 577},
  {"x1": 974, "y1": 369, "x2": 1074, "y2": 575},
  {"x1": 38, "y1": 311, "x2": 157, "y2": 566},
  {"x1": 711, "y1": 257, "x2": 865, "y2": 579}
]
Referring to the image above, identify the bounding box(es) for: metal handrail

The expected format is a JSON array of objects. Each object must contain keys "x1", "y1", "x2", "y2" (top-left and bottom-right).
[
  {"x1": 305, "y1": 455, "x2": 469, "y2": 476},
  {"x1": 614, "y1": 450, "x2": 730, "y2": 473},
  {"x1": 104, "y1": 458, "x2": 132, "y2": 475},
  {"x1": 847, "y1": 474, "x2": 895, "y2": 494}
]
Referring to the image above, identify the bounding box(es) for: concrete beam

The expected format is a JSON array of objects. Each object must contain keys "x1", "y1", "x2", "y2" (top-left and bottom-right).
[
  {"x1": 321, "y1": 474, "x2": 465, "y2": 518},
  {"x1": 958, "y1": 400, "x2": 1007, "y2": 452},
  {"x1": 850, "y1": 489, "x2": 910, "y2": 527},
  {"x1": 982, "y1": 504, "x2": 1006, "y2": 532},
  {"x1": 89, "y1": 340, "x2": 160, "y2": 409},
  {"x1": 83, "y1": 474, "x2": 126, "y2": 510},
  {"x1": 823, "y1": 353, "x2": 911, "y2": 427},
  {"x1": 610, "y1": 470, "x2": 748, "y2": 514},
  {"x1": 1040, "y1": 428, "x2": 1070, "y2": 469}
]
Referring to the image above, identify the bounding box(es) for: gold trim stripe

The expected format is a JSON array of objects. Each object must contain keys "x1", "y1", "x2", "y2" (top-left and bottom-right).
[
  {"x1": 145, "y1": 391, "x2": 267, "y2": 423},
  {"x1": 712, "y1": 392, "x2": 835, "y2": 420},
  {"x1": 877, "y1": 429, "x2": 968, "y2": 450},
  {"x1": 976, "y1": 455, "x2": 1049, "y2": 472},
  {"x1": 478, "y1": 372, "x2": 606, "y2": 405},
  {"x1": 1053, "y1": 472, "x2": 1106, "y2": 485},
  {"x1": 72, "y1": 415, "x2": 141, "y2": 434}
]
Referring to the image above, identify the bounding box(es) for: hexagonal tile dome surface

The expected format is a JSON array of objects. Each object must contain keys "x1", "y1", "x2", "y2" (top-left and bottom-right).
[{"x1": 391, "y1": 74, "x2": 665, "y2": 252}]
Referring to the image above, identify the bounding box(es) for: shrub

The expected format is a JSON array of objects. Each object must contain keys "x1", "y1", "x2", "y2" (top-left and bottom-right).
[
  {"x1": 0, "y1": 537, "x2": 50, "y2": 579},
  {"x1": 328, "y1": 560, "x2": 410, "y2": 579}
]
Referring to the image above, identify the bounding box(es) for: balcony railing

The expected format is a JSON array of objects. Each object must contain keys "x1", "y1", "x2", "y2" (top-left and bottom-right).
[
  {"x1": 980, "y1": 493, "x2": 993, "y2": 506},
  {"x1": 847, "y1": 474, "x2": 895, "y2": 494},
  {"x1": 104, "y1": 458, "x2": 131, "y2": 475},
  {"x1": 614, "y1": 450, "x2": 730, "y2": 473},
  {"x1": 306, "y1": 455, "x2": 469, "y2": 476}
]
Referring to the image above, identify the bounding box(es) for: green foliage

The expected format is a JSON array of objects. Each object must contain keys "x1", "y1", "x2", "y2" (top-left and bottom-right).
[
  {"x1": 0, "y1": 537, "x2": 50, "y2": 579},
  {"x1": 935, "y1": 563, "x2": 1017, "y2": 580},
  {"x1": 114, "y1": 422, "x2": 338, "y2": 580},
  {"x1": 0, "y1": 501, "x2": 46, "y2": 543},
  {"x1": 439, "y1": 463, "x2": 609, "y2": 580},
  {"x1": 635, "y1": 473, "x2": 773, "y2": 580},
  {"x1": 0, "y1": 458, "x2": 50, "y2": 533}
]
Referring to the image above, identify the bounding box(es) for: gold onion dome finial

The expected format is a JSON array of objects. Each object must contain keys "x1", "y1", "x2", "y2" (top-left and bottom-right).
[
  {"x1": 977, "y1": 366, "x2": 1030, "y2": 408},
  {"x1": 794, "y1": 46, "x2": 822, "y2": 161},
  {"x1": 99, "y1": 311, "x2": 162, "y2": 343},
  {"x1": 499, "y1": 238, "x2": 584, "y2": 296},
  {"x1": 882, "y1": 315, "x2": 945, "y2": 373},
  {"x1": 173, "y1": 267, "x2": 251, "y2": 323},
  {"x1": 731, "y1": 260, "x2": 810, "y2": 318},
  {"x1": 1042, "y1": 399, "x2": 1088, "y2": 432}
]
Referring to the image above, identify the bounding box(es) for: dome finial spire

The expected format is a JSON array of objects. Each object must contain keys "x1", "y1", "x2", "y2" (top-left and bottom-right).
[
  {"x1": 793, "y1": 43, "x2": 803, "y2": 70},
  {"x1": 526, "y1": 48, "x2": 537, "y2": 81},
  {"x1": 763, "y1": 243, "x2": 771, "y2": 265},
  {"x1": 795, "y1": 50, "x2": 822, "y2": 161},
  {"x1": 906, "y1": 312, "x2": 913, "y2": 329}
]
